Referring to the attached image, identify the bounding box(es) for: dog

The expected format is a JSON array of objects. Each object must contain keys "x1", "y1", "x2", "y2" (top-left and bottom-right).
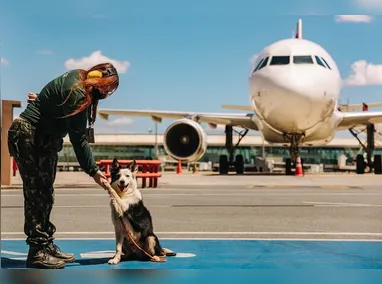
[{"x1": 107, "y1": 158, "x2": 175, "y2": 265}]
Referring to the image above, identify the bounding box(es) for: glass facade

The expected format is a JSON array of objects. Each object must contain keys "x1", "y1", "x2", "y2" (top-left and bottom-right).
[{"x1": 58, "y1": 144, "x2": 382, "y2": 165}]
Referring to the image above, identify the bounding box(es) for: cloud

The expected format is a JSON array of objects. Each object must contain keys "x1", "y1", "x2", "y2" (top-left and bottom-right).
[
  {"x1": 1, "y1": 57, "x2": 9, "y2": 66},
  {"x1": 92, "y1": 14, "x2": 105, "y2": 19},
  {"x1": 64, "y1": 50, "x2": 130, "y2": 74},
  {"x1": 334, "y1": 15, "x2": 373, "y2": 23},
  {"x1": 38, "y1": 49, "x2": 53, "y2": 55},
  {"x1": 106, "y1": 117, "x2": 134, "y2": 126},
  {"x1": 344, "y1": 60, "x2": 382, "y2": 86}
]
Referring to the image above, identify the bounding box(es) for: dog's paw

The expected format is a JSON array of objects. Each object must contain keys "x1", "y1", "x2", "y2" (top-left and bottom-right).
[
  {"x1": 150, "y1": 255, "x2": 167, "y2": 262},
  {"x1": 108, "y1": 256, "x2": 121, "y2": 265},
  {"x1": 162, "y1": 248, "x2": 177, "y2": 257}
]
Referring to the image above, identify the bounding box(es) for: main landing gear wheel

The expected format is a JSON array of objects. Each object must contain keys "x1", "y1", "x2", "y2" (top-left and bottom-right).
[
  {"x1": 350, "y1": 124, "x2": 381, "y2": 174},
  {"x1": 285, "y1": 158, "x2": 292, "y2": 175},
  {"x1": 219, "y1": 155, "x2": 228, "y2": 174},
  {"x1": 235, "y1": 154, "x2": 244, "y2": 174},
  {"x1": 219, "y1": 154, "x2": 244, "y2": 174},
  {"x1": 356, "y1": 154, "x2": 382, "y2": 174},
  {"x1": 218, "y1": 126, "x2": 248, "y2": 174},
  {"x1": 374, "y1": 155, "x2": 382, "y2": 174}
]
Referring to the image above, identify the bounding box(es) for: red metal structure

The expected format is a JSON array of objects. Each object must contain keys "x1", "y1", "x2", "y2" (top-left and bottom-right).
[{"x1": 96, "y1": 159, "x2": 162, "y2": 188}]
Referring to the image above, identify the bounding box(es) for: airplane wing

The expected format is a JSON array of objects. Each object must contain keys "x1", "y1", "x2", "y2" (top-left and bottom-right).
[
  {"x1": 97, "y1": 109, "x2": 259, "y2": 130},
  {"x1": 221, "y1": 104, "x2": 253, "y2": 111},
  {"x1": 337, "y1": 111, "x2": 382, "y2": 130},
  {"x1": 338, "y1": 102, "x2": 382, "y2": 112}
]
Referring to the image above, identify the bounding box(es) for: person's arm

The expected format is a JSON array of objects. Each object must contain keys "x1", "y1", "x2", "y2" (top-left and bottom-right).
[{"x1": 66, "y1": 93, "x2": 100, "y2": 177}]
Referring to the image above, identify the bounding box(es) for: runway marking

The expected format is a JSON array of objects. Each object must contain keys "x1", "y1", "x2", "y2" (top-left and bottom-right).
[
  {"x1": 321, "y1": 185, "x2": 351, "y2": 190},
  {"x1": 3, "y1": 192, "x2": 382, "y2": 197},
  {"x1": 170, "y1": 204, "x2": 315, "y2": 208},
  {"x1": 304, "y1": 201, "x2": 382, "y2": 207},
  {"x1": 2, "y1": 231, "x2": 382, "y2": 236},
  {"x1": 5, "y1": 203, "x2": 380, "y2": 209},
  {"x1": 0, "y1": 186, "x2": 367, "y2": 192},
  {"x1": 2, "y1": 237, "x2": 382, "y2": 242},
  {"x1": 1, "y1": 250, "x2": 27, "y2": 255},
  {"x1": 1, "y1": 205, "x2": 168, "y2": 209},
  {"x1": 246, "y1": 185, "x2": 361, "y2": 189},
  {"x1": 2, "y1": 238, "x2": 382, "y2": 270},
  {"x1": 0, "y1": 249, "x2": 196, "y2": 260},
  {"x1": 78, "y1": 250, "x2": 196, "y2": 259}
]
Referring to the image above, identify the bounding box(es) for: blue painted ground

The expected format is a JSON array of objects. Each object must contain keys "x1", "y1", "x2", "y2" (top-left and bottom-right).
[{"x1": 1, "y1": 239, "x2": 382, "y2": 270}]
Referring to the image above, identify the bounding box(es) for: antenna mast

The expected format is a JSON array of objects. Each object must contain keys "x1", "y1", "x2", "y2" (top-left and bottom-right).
[{"x1": 295, "y1": 19, "x2": 303, "y2": 39}]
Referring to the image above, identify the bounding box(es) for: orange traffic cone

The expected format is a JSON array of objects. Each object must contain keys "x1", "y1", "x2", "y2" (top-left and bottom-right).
[
  {"x1": 295, "y1": 155, "x2": 304, "y2": 176},
  {"x1": 176, "y1": 160, "x2": 183, "y2": 174}
]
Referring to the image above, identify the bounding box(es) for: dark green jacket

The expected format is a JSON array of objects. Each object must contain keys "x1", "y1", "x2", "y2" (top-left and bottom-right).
[{"x1": 20, "y1": 69, "x2": 99, "y2": 176}]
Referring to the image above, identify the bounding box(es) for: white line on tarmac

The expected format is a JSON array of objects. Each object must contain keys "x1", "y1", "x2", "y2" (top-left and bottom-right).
[
  {"x1": 1, "y1": 250, "x2": 27, "y2": 255},
  {"x1": 2, "y1": 237, "x2": 382, "y2": 242},
  {"x1": 304, "y1": 201, "x2": 382, "y2": 207},
  {"x1": 2, "y1": 231, "x2": 382, "y2": 236},
  {"x1": 0, "y1": 187, "x2": 364, "y2": 192},
  {"x1": 3, "y1": 204, "x2": 381, "y2": 209},
  {"x1": 2, "y1": 193, "x2": 382, "y2": 197},
  {"x1": 1, "y1": 205, "x2": 167, "y2": 209}
]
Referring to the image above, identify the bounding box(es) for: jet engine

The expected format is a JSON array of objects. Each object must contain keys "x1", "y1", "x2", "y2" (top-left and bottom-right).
[{"x1": 163, "y1": 118, "x2": 208, "y2": 162}]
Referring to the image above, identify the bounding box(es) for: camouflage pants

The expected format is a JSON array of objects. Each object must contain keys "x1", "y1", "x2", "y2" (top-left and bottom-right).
[{"x1": 8, "y1": 117, "x2": 63, "y2": 247}]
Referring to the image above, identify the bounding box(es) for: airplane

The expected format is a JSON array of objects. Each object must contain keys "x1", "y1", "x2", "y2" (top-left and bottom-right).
[{"x1": 97, "y1": 18, "x2": 382, "y2": 175}]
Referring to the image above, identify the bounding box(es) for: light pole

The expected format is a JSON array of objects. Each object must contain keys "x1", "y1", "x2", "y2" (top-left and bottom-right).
[
  {"x1": 154, "y1": 122, "x2": 158, "y2": 159},
  {"x1": 148, "y1": 128, "x2": 152, "y2": 158}
]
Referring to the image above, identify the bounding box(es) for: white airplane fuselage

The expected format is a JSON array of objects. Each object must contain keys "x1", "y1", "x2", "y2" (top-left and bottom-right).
[{"x1": 248, "y1": 37, "x2": 343, "y2": 145}]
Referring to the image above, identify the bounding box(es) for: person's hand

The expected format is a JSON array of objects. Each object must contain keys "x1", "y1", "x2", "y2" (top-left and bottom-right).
[
  {"x1": 27, "y1": 92, "x2": 37, "y2": 103},
  {"x1": 92, "y1": 170, "x2": 109, "y2": 190}
]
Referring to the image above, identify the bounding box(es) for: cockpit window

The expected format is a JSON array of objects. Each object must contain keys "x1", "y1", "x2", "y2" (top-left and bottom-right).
[
  {"x1": 253, "y1": 58, "x2": 264, "y2": 72},
  {"x1": 258, "y1": 57, "x2": 269, "y2": 70},
  {"x1": 270, "y1": 56, "x2": 290, "y2": 65},
  {"x1": 321, "y1": 57, "x2": 332, "y2": 69},
  {"x1": 293, "y1": 55, "x2": 313, "y2": 64},
  {"x1": 315, "y1": 56, "x2": 326, "y2": 68}
]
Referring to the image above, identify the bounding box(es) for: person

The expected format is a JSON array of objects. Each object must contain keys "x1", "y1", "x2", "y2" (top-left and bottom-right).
[{"x1": 7, "y1": 63, "x2": 119, "y2": 269}]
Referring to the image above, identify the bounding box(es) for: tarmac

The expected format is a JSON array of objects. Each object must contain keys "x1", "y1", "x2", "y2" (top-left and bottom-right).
[
  {"x1": 1, "y1": 171, "x2": 382, "y2": 281},
  {"x1": 4, "y1": 170, "x2": 382, "y2": 189}
]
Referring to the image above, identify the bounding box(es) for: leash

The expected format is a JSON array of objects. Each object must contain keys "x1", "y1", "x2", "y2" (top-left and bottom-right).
[
  {"x1": 118, "y1": 216, "x2": 166, "y2": 262},
  {"x1": 102, "y1": 181, "x2": 167, "y2": 262}
]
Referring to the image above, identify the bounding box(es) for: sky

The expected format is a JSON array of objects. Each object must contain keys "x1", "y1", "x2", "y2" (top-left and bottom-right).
[{"x1": 1, "y1": 0, "x2": 382, "y2": 138}]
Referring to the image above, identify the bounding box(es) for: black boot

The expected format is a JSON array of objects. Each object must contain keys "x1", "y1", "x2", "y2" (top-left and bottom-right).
[
  {"x1": 26, "y1": 246, "x2": 66, "y2": 269},
  {"x1": 46, "y1": 242, "x2": 76, "y2": 263}
]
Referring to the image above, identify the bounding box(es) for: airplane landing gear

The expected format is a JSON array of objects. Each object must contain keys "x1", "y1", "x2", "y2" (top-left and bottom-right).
[
  {"x1": 284, "y1": 133, "x2": 304, "y2": 175},
  {"x1": 219, "y1": 126, "x2": 248, "y2": 174},
  {"x1": 349, "y1": 124, "x2": 382, "y2": 174}
]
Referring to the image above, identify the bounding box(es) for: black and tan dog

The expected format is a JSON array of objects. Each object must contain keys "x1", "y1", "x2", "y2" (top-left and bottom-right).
[{"x1": 107, "y1": 158, "x2": 176, "y2": 265}]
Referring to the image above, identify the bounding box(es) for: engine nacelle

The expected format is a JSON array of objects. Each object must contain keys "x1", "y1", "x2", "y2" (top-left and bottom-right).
[{"x1": 163, "y1": 118, "x2": 208, "y2": 162}]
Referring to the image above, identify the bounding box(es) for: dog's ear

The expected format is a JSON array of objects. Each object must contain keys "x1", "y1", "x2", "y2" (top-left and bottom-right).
[
  {"x1": 112, "y1": 158, "x2": 121, "y2": 169},
  {"x1": 129, "y1": 159, "x2": 138, "y2": 175}
]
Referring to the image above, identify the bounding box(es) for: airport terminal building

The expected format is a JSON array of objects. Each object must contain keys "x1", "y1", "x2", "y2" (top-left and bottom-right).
[{"x1": 58, "y1": 133, "x2": 382, "y2": 168}]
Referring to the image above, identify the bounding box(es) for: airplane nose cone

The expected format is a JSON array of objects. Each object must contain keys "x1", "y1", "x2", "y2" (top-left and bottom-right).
[{"x1": 251, "y1": 70, "x2": 336, "y2": 133}]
